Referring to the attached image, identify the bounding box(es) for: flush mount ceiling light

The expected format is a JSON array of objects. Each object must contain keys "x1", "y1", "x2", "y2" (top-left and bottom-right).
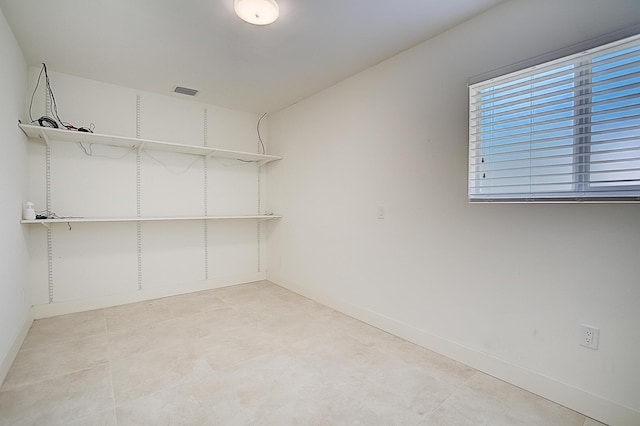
[{"x1": 234, "y1": 0, "x2": 279, "y2": 26}]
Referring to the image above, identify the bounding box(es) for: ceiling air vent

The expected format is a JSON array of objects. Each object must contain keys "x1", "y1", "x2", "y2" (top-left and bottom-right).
[{"x1": 174, "y1": 86, "x2": 198, "y2": 96}]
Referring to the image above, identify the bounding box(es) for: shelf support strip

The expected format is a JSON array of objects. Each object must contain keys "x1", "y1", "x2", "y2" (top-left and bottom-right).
[
  {"x1": 45, "y1": 94, "x2": 54, "y2": 303},
  {"x1": 203, "y1": 107, "x2": 209, "y2": 280},
  {"x1": 136, "y1": 94, "x2": 143, "y2": 291}
]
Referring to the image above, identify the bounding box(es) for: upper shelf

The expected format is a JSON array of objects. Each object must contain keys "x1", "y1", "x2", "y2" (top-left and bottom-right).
[{"x1": 19, "y1": 123, "x2": 282, "y2": 166}]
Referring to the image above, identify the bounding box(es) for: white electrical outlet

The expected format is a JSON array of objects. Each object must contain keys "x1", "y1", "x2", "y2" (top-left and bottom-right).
[
  {"x1": 377, "y1": 205, "x2": 385, "y2": 219},
  {"x1": 580, "y1": 324, "x2": 599, "y2": 350}
]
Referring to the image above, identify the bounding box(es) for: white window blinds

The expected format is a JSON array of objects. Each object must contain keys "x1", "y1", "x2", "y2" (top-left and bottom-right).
[{"x1": 468, "y1": 34, "x2": 640, "y2": 202}]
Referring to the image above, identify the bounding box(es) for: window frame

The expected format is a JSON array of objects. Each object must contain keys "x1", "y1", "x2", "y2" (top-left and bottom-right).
[{"x1": 468, "y1": 25, "x2": 640, "y2": 203}]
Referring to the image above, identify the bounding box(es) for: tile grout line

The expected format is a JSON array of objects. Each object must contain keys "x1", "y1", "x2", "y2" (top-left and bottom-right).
[
  {"x1": 1, "y1": 325, "x2": 112, "y2": 393},
  {"x1": 104, "y1": 313, "x2": 118, "y2": 424},
  {"x1": 0, "y1": 363, "x2": 110, "y2": 394},
  {"x1": 427, "y1": 371, "x2": 479, "y2": 419}
]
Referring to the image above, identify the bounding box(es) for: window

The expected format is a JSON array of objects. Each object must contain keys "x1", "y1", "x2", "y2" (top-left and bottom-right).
[{"x1": 468, "y1": 33, "x2": 640, "y2": 202}]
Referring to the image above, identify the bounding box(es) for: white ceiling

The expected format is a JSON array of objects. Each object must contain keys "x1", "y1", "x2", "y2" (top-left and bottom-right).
[{"x1": 0, "y1": 0, "x2": 503, "y2": 113}]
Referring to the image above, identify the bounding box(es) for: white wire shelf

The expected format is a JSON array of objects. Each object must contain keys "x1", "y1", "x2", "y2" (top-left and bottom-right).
[
  {"x1": 21, "y1": 215, "x2": 282, "y2": 228},
  {"x1": 19, "y1": 123, "x2": 282, "y2": 166}
]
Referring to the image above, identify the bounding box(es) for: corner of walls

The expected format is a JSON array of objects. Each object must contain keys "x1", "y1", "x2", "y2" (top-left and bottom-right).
[
  {"x1": 0, "y1": 6, "x2": 32, "y2": 387},
  {"x1": 0, "y1": 308, "x2": 34, "y2": 386}
]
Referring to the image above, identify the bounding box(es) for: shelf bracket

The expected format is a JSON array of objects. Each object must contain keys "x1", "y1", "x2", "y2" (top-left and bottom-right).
[
  {"x1": 41, "y1": 129, "x2": 51, "y2": 146},
  {"x1": 136, "y1": 142, "x2": 146, "y2": 155},
  {"x1": 18, "y1": 120, "x2": 29, "y2": 137},
  {"x1": 38, "y1": 221, "x2": 51, "y2": 230}
]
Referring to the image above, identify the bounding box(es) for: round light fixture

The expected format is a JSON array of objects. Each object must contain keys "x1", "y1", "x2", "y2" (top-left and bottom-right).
[{"x1": 234, "y1": 0, "x2": 279, "y2": 26}]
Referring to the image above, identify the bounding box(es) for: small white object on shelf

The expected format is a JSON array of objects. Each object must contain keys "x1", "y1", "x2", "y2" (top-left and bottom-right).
[{"x1": 24, "y1": 201, "x2": 36, "y2": 220}]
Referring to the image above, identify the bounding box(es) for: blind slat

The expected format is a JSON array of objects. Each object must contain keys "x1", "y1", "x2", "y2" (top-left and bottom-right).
[
  {"x1": 471, "y1": 103, "x2": 640, "y2": 137},
  {"x1": 470, "y1": 133, "x2": 638, "y2": 153},
  {"x1": 470, "y1": 179, "x2": 640, "y2": 191},
  {"x1": 471, "y1": 115, "x2": 640, "y2": 141},
  {"x1": 472, "y1": 155, "x2": 640, "y2": 175},
  {"x1": 470, "y1": 168, "x2": 640, "y2": 183},
  {"x1": 470, "y1": 126, "x2": 640, "y2": 152},
  {"x1": 470, "y1": 145, "x2": 640, "y2": 168},
  {"x1": 473, "y1": 53, "x2": 640, "y2": 102},
  {"x1": 470, "y1": 90, "x2": 639, "y2": 124},
  {"x1": 470, "y1": 80, "x2": 640, "y2": 115}
]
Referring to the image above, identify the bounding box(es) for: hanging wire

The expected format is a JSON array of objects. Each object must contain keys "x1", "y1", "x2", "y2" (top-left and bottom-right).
[{"x1": 257, "y1": 112, "x2": 267, "y2": 154}]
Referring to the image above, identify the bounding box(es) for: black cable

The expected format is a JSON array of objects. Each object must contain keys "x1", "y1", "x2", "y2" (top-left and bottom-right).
[
  {"x1": 43, "y1": 63, "x2": 64, "y2": 126},
  {"x1": 28, "y1": 64, "x2": 63, "y2": 127},
  {"x1": 37, "y1": 116, "x2": 58, "y2": 128},
  {"x1": 28, "y1": 65, "x2": 45, "y2": 122},
  {"x1": 28, "y1": 63, "x2": 94, "y2": 133}
]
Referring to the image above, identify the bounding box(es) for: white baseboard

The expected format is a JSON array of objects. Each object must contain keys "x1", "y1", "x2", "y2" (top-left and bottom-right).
[
  {"x1": 268, "y1": 275, "x2": 640, "y2": 426},
  {"x1": 34, "y1": 272, "x2": 266, "y2": 319},
  {"x1": 0, "y1": 307, "x2": 34, "y2": 387}
]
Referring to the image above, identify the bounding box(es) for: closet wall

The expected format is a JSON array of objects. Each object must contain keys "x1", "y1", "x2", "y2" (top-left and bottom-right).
[
  {"x1": 0, "y1": 6, "x2": 30, "y2": 384},
  {"x1": 26, "y1": 69, "x2": 271, "y2": 317}
]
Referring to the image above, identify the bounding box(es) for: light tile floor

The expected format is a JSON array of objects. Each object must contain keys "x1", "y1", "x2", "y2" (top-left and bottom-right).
[{"x1": 0, "y1": 281, "x2": 605, "y2": 425}]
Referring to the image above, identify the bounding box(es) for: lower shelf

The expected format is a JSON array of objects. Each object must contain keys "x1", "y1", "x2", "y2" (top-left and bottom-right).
[{"x1": 21, "y1": 215, "x2": 282, "y2": 226}]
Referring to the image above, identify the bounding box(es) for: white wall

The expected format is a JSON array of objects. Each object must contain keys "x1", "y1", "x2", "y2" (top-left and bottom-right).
[
  {"x1": 266, "y1": 1, "x2": 640, "y2": 425},
  {"x1": 26, "y1": 70, "x2": 270, "y2": 317},
  {"x1": 0, "y1": 8, "x2": 31, "y2": 384}
]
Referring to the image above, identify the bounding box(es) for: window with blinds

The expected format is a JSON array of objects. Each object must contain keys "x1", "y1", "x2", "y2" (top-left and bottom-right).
[{"x1": 468, "y1": 33, "x2": 640, "y2": 202}]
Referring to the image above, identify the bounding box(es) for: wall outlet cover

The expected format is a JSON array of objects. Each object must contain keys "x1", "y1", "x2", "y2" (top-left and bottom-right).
[{"x1": 580, "y1": 324, "x2": 599, "y2": 350}]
